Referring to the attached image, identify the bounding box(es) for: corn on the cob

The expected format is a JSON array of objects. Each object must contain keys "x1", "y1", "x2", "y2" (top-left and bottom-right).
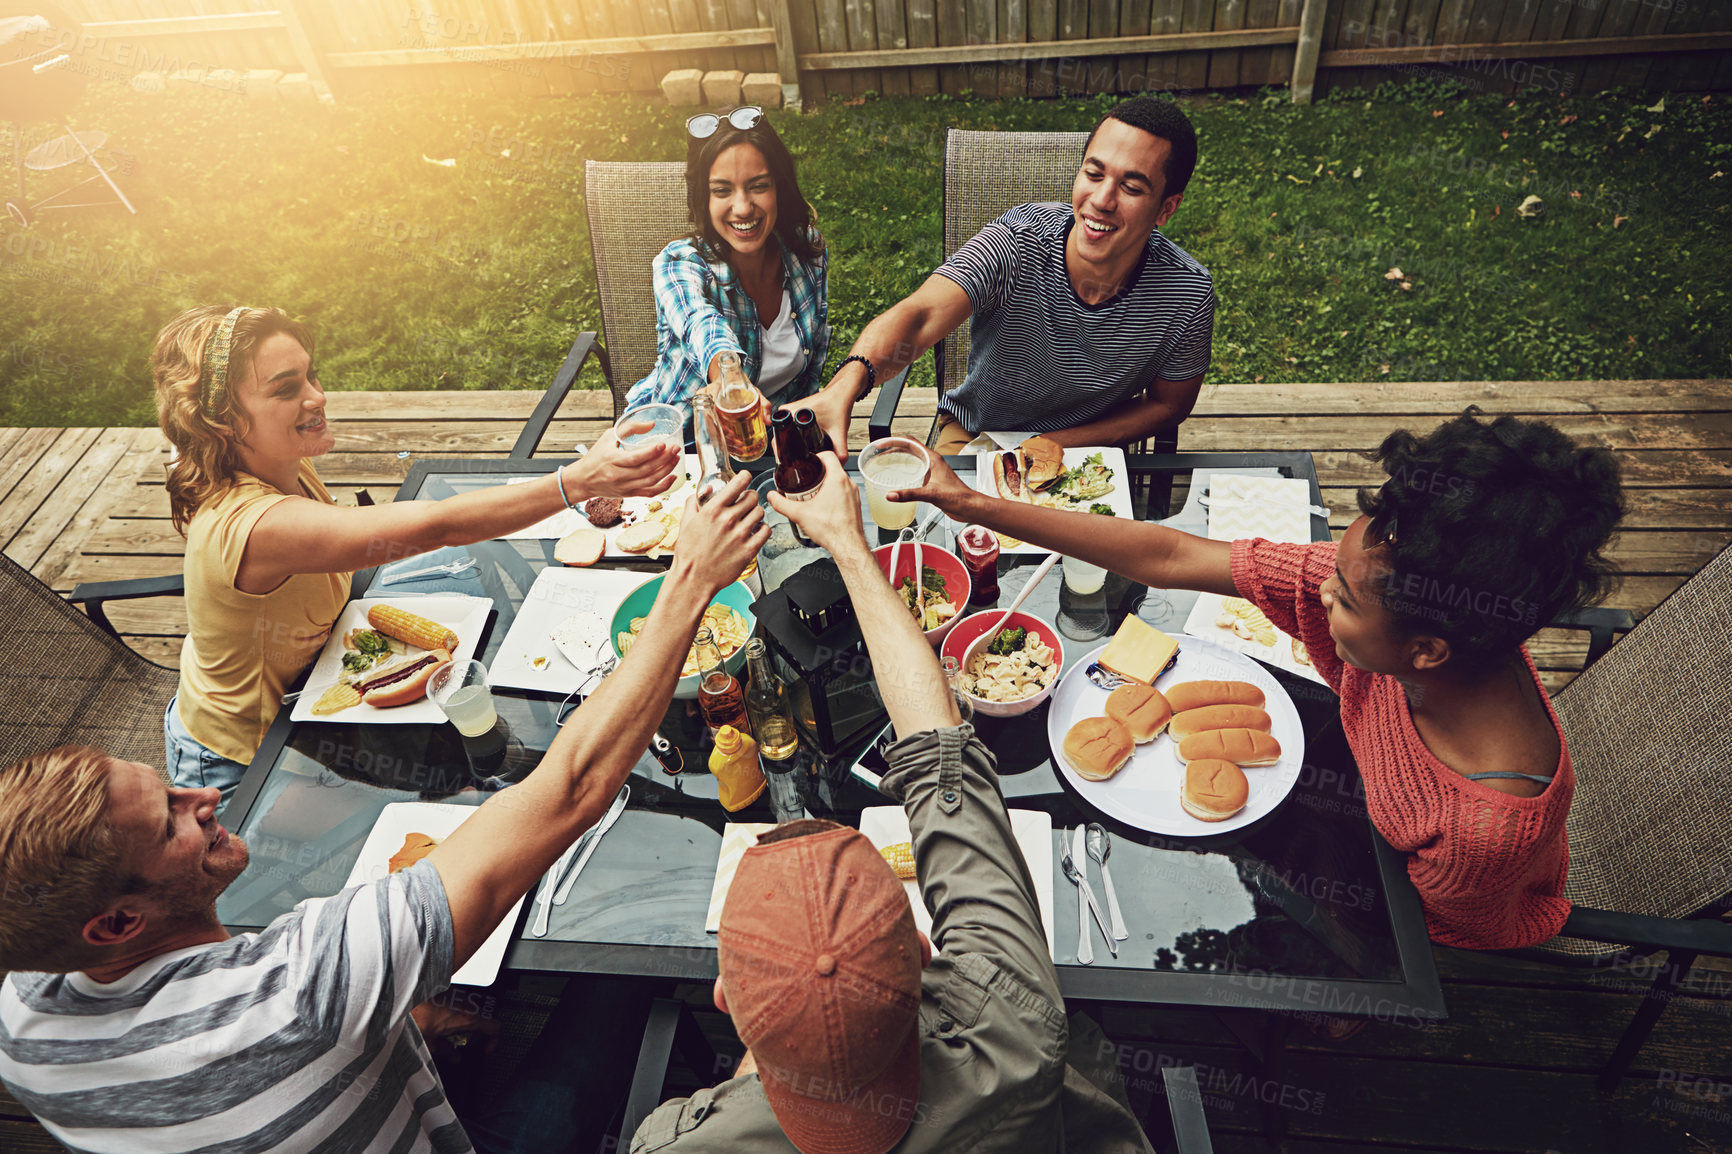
[
  {"x1": 367, "y1": 604, "x2": 458, "y2": 652},
  {"x1": 879, "y1": 842, "x2": 917, "y2": 881}
]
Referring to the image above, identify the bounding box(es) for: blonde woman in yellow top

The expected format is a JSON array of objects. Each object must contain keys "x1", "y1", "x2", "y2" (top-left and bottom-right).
[{"x1": 154, "y1": 305, "x2": 677, "y2": 807}]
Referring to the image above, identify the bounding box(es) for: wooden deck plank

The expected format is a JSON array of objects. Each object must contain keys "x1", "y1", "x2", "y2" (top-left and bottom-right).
[
  {"x1": 0, "y1": 428, "x2": 102, "y2": 548},
  {"x1": 4, "y1": 429, "x2": 135, "y2": 573},
  {"x1": 1321, "y1": 486, "x2": 1732, "y2": 530},
  {"x1": 0, "y1": 428, "x2": 65, "y2": 510},
  {"x1": 33, "y1": 429, "x2": 172, "y2": 589}
]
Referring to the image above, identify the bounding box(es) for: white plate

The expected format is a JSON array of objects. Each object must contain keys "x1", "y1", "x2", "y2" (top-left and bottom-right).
[
  {"x1": 858, "y1": 806, "x2": 1057, "y2": 960},
  {"x1": 344, "y1": 802, "x2": 521, "y2": 987},
  {"x1": 1045, "y1": 634, "x2": 1306, "y2": 836},
  {"x1": 290, "y1": 595, "x2": 492, "y2": 724},
  {"x1": 488, "y1": 567, "x2": 656, "y2": 695},
  {"x1": 501, "y1": 455, "x2": 700, "y2": 555},
  {"x1": 971, "y1": 445, "x2": 1133, "y2": 554}
]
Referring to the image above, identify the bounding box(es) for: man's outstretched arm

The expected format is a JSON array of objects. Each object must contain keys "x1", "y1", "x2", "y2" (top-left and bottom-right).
[{"x1": 428, "y1": 471, "x2": 769, "y2": 970}]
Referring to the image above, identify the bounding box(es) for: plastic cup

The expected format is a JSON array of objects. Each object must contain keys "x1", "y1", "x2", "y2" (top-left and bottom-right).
[
  {"x1": 615, "y1": 403, "x2": 684, "y2": 450},
  {"x1": 858, "y1": 437, "x2": 930, "y2": 531},
  {"x1": 1062, "y1": 555, "x2": 1107, "y2": 595},
  {"x1": 429, "y1": 660, "x2": 497, "y2": 737}
]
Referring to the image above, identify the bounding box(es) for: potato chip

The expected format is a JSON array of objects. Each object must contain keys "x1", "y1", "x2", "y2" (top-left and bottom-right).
[{"x1": 618, "y1": 603, "x2": 748, "y2": 678}]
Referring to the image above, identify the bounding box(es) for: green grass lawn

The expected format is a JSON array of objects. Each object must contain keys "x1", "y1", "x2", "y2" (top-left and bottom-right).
[{"x1": 1, "y1": 77, "x2": 1727, "y2": 427}]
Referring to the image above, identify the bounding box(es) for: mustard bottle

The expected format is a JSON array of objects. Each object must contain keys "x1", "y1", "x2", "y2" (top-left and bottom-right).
[{"x1": 709, "y1": 725, "x2": 766, "y2": 812}]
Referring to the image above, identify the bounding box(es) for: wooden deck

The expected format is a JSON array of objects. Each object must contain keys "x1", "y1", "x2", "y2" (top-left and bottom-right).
[
  {"x1": 7, "y1": 378, "x2": 1726, "y2": 687},
  {"x1": 0, "y1": 377, "x2": 1729, "y2": 1151}
]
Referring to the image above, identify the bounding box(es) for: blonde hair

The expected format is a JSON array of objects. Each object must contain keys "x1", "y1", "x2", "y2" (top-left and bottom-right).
[
  {"x1": 0, "y1": 747, "x2": 138, "y2": 973},
  {"x1": 153, "y1": 305, "x2": 315, "y2": 535}
]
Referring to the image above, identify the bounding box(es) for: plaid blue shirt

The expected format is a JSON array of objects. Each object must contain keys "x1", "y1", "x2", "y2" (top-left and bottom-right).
[{"x1": 626, "y1": 229, "x2": 829, "y2": 409}]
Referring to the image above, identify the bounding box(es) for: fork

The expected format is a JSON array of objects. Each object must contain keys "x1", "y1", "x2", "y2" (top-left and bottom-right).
[
  {"x1": 380, "y1": 557, "x2": 476, "y2": 585},
  {"x1": 1061, "y1": 830, "x2": 1119, "y2": 960},
  {"x1": 557, "y1": 654, "x2": 618, "y2": 727}
]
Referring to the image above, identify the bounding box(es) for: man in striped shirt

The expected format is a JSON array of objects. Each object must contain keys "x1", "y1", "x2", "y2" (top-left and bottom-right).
[
  {"x1": 787, "y1": 96, "x2": 1214, "y2": 457},
  {"x1": 0, "y1": 471, "x2": 769, "y2": 1154}
]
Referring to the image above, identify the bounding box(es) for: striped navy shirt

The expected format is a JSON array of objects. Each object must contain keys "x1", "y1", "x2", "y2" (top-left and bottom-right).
[
  {"x1": 934, "y1": 202, "x2": 1214, "y2": 435},
  {"x1": 0, "y1": 860, "x2": 468, "y2": 1154}
]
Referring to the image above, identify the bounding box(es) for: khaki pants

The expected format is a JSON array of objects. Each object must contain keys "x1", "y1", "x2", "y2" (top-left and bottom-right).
[{"x1": 930, "y1": 412, "x2": 977, "y2": 455}]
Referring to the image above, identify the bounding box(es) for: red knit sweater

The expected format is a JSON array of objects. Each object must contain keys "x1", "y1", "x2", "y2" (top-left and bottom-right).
[{"x1": 1230, "y1": 538, "x2": 1573, "y2": 950}]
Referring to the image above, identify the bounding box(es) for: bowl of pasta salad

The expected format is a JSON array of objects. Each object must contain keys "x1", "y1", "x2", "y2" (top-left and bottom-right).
[
  {"x1": 940, "y1": 610, "x2": 1065, "y2": 718},
  {"x1": 872, "y1": 543, "x2": 970, "y2": 648}
]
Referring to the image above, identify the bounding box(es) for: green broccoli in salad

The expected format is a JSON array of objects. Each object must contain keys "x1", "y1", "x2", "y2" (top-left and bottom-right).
[{"x1": 987, "y1": 626, "x2": 1026, "y2": 655}]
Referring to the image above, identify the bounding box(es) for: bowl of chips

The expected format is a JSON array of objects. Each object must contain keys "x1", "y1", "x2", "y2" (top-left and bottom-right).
[
  {"x1": 609, "y1": 575, "x2": 757, "y2": 699},
  {"x1": 940, "y1": 609, "x2": 1065, "y2": 718}
]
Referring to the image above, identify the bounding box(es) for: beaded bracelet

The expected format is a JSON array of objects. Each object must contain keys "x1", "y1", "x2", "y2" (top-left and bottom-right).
[{"x1": 839, "y1": 354, "x2": 877, "y2": 397}]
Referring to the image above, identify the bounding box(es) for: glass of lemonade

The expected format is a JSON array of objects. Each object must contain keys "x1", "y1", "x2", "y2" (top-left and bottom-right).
[
  {"x1": 858, "y1": 437, "x2": 930, "y2": 531},
  {"x1": 1062, "y1": 555, "x2": 1108, "y2": 595},
  {"x1": 429, "y1": 660, "x2": 497, "y2": 737},
  {"x1": 615, "y1": 403, "x2": 684, "y2": 450}
]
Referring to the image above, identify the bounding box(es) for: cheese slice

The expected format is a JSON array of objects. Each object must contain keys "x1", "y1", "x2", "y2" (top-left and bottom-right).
[{"x1": 1098, "y1": 617, "x2": 1181, "y2": 685}]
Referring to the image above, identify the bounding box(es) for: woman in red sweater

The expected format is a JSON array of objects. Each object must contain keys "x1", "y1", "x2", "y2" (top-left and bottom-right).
[{"x1": 896, "y1": 408, "x2": 1623, "y2": 949}]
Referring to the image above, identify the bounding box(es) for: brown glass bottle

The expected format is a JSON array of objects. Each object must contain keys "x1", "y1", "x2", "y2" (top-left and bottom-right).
[
  {"x1": 772, "y1": 410, "x2": 824, "y2": 501},
  {"x1": 695, "y1": 628, "x2": 748, "y2": 734},
  {"x1": 792, "y1": 407, "x2": 833, "y2": 458}
]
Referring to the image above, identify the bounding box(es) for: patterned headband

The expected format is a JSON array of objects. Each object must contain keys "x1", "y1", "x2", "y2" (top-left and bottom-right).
[{"x1": 198, "y1": 307, "x2": 250, "y2": 418}]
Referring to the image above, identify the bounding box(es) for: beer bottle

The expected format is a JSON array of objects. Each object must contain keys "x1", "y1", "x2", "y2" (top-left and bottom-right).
[
  {"x1": 743, "y1": 638, "x2": 800, "y2": 761},
  {"x1": 793, "y1": 407, "x2": 833, "y2": 458},
  {"x1": 695, "y1": 628, "x2": 749, "y2": 734},
  {"x1": 692, "y1": 393, "x2": 735, "y2": 504},
  {"x1": 713, "y1": 352, "x2": 768, "y2": 462},
  {"x1": 771, "y1": 410, "x2": 824, "y2": 501}
]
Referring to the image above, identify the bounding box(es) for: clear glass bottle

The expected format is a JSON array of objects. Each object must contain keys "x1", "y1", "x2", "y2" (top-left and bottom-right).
[
  {"x1": 743, "y1": 638, "x2": 800, "y2": 761},
  {"x1": 695, "y1": 628, "x2": 748, "y2": 734},
  {"x1": 691, "y1": 393, "x2": 736, "y2": 505},
  {"x1": 713, "y1": 351, "x2": 768, "y2": 462}
]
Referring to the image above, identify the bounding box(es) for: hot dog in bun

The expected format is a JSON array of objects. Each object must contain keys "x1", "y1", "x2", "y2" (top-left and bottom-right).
[{"x1": 357, "y1": 648, "x2": 452, "y2": 708}]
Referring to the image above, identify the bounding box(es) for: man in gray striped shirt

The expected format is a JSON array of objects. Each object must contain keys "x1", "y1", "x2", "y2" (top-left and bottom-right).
[
  {"x1": 787, "y1": 96, "x2": 1214, "y2": 458},
  {"x1": 0, "y1": 470, "x2": 769, "y2": 1154}
]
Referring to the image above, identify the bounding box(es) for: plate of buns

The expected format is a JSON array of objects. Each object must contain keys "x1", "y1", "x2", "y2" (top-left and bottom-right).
[{"x1": 1045, "y1": 623, "x2": 1304, "y2": 835}]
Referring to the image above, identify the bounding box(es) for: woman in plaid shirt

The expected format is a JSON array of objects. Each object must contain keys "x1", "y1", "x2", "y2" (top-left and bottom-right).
[{"x1": 626, "y1": 107, "x2": 829, "y2": 411}]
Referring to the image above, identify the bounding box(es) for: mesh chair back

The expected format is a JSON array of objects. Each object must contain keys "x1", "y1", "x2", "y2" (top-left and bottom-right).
[
  {"x1": 939, "y1": 130, "x2": 1088, "y2": 396},
  {"x1": 1537, "y1": 542, "x2": 1732, "y2": 957},
  {"x1": 0, "y1": 554, "x2": 177, "y2": 775},
  {"x1": 585, "y1": 160, "x2": 693, "y2": 418}
]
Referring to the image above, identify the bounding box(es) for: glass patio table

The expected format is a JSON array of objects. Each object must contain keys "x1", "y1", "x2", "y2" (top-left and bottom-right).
[{"x1": 216, "y1": 451, "x2": 1445, "y2": 1023}]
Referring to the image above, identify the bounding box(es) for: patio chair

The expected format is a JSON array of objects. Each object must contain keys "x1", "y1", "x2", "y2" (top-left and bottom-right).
[
  {"x1": 1529, "y1": 542, "x2": 1732, "y2": 1090},
  {"x1": 866, "y1": 129, "x2": 1181, "y2": 510},
  {"x1": 2, "y1": 552, "x2": 177, "y2": 775},
  {"x1": 510, "y1": 161, "x2": 688, "y2": 458}
]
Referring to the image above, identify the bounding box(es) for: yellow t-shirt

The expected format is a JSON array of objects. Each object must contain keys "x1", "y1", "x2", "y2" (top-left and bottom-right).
[{"x1": 176, "y1": 460, "x2": 352, "y2": 764}]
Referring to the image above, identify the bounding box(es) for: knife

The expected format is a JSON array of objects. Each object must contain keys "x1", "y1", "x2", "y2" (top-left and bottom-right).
[
  {"x1": 554, "y1": 784, "x2": 630, "y2": 905},
  {"x1": 530, "y1": 834, "x2": 587, "y2": 938},
  {"x1": 1070, "y1": 824, "x2": 1093, "y2": 966},
  {"x1": 1070, "y1": 824, "x2": 1119, "y2": 959}
]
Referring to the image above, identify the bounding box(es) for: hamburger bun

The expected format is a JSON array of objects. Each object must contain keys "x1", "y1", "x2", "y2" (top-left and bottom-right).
[
  {"x1": 1177, "y1": 728, "x2": 1283, "y2": 768},
  {"x1": 1169, "y1": 704, "x2": 1272, "y2": 742},
  {"x1": 1164, "y1": 679, "x2": 1265, "y2": 714},
  {"x1": 554, "y1": 527, "x2": 606, "y2": 567},
  {"x1": 1181, "y1": 758, "x2": 1249, "y2": 823},
  {"x1": 1105, "y1": 683, "x2": 1172, "y2": 743},
  {"x1": 1021, "y1": 435, "x2": 1065, "y2": 491},
  {"x1": 616, "y1": 520, "x2": 668, "y2": 555},
  {"x1": 1064, "y1": 716, "x2": 1134, "y2": 781}
]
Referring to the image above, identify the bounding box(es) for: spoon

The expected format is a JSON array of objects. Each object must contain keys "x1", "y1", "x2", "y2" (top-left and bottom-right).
[
  {"x1": 956, "y1": 552, "x2": 1060, "y2": 674},
  {"x1": 1085, "y1": 823, "x2": 1129, "y2": 941},
  {"x1": 380, "y1": 556, "x2": 476, "y2": 585}
]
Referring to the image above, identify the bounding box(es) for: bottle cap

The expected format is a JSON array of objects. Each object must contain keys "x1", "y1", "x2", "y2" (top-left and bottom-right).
[{"x1": 715, "y1": 725, "x2": 741, "y2": 753}]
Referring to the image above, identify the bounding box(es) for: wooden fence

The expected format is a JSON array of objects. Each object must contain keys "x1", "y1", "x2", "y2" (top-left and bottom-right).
[{"x1": 54, "y1": 0, "x2": 1732, "y2": 104}]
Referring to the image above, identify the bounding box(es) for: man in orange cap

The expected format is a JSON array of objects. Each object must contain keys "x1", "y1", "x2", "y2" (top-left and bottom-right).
[{"x1": 631, "y1": 454, "x2": 1155, "y2": 1154}]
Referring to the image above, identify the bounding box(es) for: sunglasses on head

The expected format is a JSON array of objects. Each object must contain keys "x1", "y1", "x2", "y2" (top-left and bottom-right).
[{"x1": 687, "y1": 106, "x2": 764, "y2": 139}]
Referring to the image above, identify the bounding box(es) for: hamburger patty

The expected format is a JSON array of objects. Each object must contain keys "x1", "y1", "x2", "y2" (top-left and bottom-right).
[{"x1": 584, "y1": 496, "x2": 624, "y2": 527}]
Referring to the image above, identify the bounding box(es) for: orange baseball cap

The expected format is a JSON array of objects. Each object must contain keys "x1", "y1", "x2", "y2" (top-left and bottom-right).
[{"x1": 718, "y1": 820, "x2": 925, "y2": 1154}]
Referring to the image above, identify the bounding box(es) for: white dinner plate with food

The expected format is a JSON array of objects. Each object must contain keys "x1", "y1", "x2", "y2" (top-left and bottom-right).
[
  {"x1": 291, "y1": 595, "x2": 493, "y2": 725},
  {"x1": 345, "y1": 802, "x2": 520, "y2": 987},
  {"x1": 501, "y1": 454, "x2": 700, "y2": 558},
  {"x1": 488, "y1": 567, "x2": 656, "y2": 695},
  {"x1": 971, "y1": 444, "x2": 1133, "y2": 553},
  {"x1": 1045, "y1": 634, "x2": 1305, "y2": 836}
]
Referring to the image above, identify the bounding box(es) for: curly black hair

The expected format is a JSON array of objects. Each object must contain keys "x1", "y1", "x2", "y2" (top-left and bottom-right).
[
  {"x1": 1356, "y1": 407, "x2": 1624, "y2": 666},
  {"x1": 1085, "y1": 96, "x2": 1198, "y2": 197}
]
